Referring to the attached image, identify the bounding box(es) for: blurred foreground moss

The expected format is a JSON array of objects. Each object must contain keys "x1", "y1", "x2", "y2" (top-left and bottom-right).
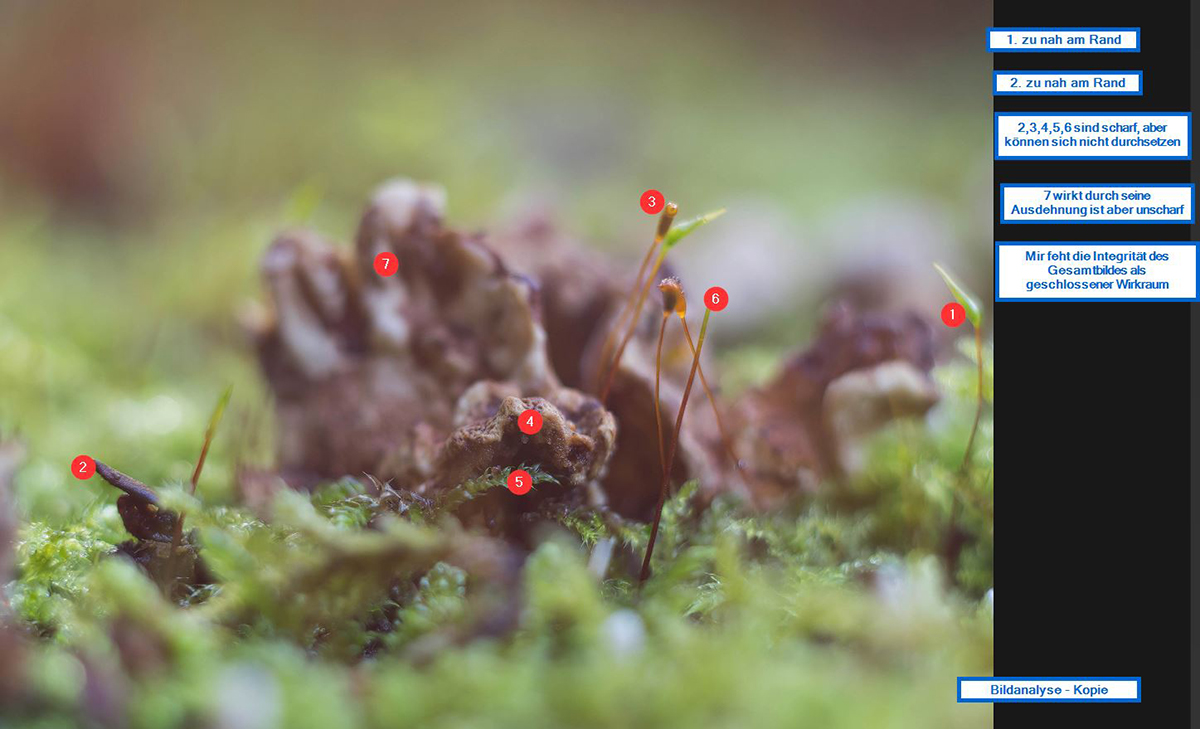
[{"x1": 3, "y1": 350, "x2": 991, "y2": 728}]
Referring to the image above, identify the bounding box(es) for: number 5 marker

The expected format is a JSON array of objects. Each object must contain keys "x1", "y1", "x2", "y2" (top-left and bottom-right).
[{"x1": 507, "y1": 468, "x2": 532, "y2": 495}]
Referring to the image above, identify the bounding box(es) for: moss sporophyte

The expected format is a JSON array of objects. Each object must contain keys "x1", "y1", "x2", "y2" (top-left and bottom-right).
[
  {"x1": 597, "y1": 205, "x2": 726, "y2": 406},
  {"x1": 641, "y1": 288, "x2": 719, "y2": 584}
]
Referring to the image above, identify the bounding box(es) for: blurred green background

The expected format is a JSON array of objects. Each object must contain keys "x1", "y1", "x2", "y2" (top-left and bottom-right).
[{"x1": 0, "y1": 0, "x2": 989, "y2": 529}]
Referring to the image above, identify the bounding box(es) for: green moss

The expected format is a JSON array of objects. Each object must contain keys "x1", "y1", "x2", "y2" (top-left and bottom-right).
[
  {"x1": 310, "y1": 477, "x2": 377, "y2": 530},
  {"x1": 10, "y1": 505, "x2": 125, "y2": 631},
  {"x1": 436, "y1": 464, "x2": 559, "y2": 514},
  {"x1": 3, "y1": 346, "x2": 993, "y2": 728}
]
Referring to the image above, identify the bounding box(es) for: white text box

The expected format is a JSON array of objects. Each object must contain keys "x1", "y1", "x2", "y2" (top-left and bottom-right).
[
  {"x1": 994, "y1": 71, "x2": 1141, "y2": 95},
  {"x1": 959, "y1": 678, "x2": 1140, "y2": 702},
  {"x1": 995, "y1": 113, "x2": 1191, "y2": 160},
  {"x1": 988, "y1": 28, "x2": 1139, "y2": 52},
  {"x1": 996, "y1": 243, "x2": 1197, "y2": 301},
  {"x1": 1000, "y1": 185, "x2": 1194, "y2": 223}
]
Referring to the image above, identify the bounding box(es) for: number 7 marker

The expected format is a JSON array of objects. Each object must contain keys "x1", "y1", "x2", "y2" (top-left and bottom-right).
[{"x1": 373, "y1": 252, "x2": 399, "y2": 277}]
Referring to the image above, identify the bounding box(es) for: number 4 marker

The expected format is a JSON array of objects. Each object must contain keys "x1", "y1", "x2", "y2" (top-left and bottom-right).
[{"x1": 941, "y1": 302, "x2": 965, "y2": 328}]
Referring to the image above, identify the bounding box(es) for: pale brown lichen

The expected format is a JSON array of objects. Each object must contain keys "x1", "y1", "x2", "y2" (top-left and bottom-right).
[
  {"x1": 428, "y1": 387, "x2": 616, "y2": 495},
  {"x1": 249, "y1": 181, "x2": 941, "y2": 525},
  {"x1": 249, "y1": 180, "x2": 615, "y2": 502},
  {"x1": 731, "y1": 303, "x2": 938, "y2": 506}
]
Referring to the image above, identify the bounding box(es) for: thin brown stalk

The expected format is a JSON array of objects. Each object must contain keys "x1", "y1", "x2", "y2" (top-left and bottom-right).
[
  {"x1": 598, "y1": 204, "x2": 678, "y2": 403},
  {"x1": 678, "y1": 317, "x2": 741, "y2": 470},
  {"x1": 945, "y1": 325, "x2": 986, "y2": 584},
  {"x1": 640, "y1": 308, "x2": 711, "y2": 584},
  {"x1": 960, "y1": 326, "x2": 984, "y2": 473},
  {"x1": 654, "y1": 313, "x2": 669, "y2": 477},
  {"x1": 653, "y1": 277, "x2": 685, "y2": 479},
  {"x1": 594, "y1": 215, "x2": 670, "y2": 392},
  {"x1": 600, "y1": 260, "x2": 667, "y2": 404},
  {"x1": 191, "y1": 386, "x2": 232, "y2": 494},
  {"x1": 164, "y1": 512, "x2": 186, "y2": 600}
]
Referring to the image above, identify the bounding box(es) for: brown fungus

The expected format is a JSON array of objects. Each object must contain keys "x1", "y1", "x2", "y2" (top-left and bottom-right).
[
  {"x1": 249, "y1": 180, "x2": 611, "y2": 494},
  {"x1": 731, "y1": 302, "x2": 938, "y2": 506}
]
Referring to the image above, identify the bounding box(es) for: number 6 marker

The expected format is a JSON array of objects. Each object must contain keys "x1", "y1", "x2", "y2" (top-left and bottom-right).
[{"x1": 704, "y1": 286, "x2": 728, "y2": 312}]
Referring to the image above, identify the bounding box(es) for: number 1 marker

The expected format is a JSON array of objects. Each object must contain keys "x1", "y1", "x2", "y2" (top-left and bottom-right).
[{"x1": 941, "y1": 302, "x2": 965, "y2": 328}]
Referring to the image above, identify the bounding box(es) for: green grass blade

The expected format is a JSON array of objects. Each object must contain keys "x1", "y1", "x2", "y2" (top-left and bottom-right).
[
  {"x1": 933, "y1": 263, "x2": 982, "y2": 328},
  {"x1": 190, "y1": 385, "x2": 233, "y2": 492},
  {"x1": 663, "y1": 208, "x2": 726, "y2": 250}
]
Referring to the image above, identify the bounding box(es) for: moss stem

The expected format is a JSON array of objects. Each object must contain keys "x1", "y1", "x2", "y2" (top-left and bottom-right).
[
  {"x1": 679, "y1": 317, "x2": 741, "y2": 471},
  {"x1": 654, "y1": 314, "x2": 669, "y2": 477},
  {"x1": 599, "y1": 250, "x2": 670, "y2": 405},
  {"x1": 595, "y1": 205, "x2": 676, "y2": 398},
  {"x1": 960, "y1": 326, "x2": 984, "y2": 473},
  {"x1": 640, "y1": 308, "x2": 710, "y2": 584}
]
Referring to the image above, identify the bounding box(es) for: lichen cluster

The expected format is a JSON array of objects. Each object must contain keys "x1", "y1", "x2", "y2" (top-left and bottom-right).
[
  {"x1": 0, "y1": 180, "x2": 992, "y2": 728},
  {"x1": 2, "y1": 342, "x2": 992, "y2": 728}
]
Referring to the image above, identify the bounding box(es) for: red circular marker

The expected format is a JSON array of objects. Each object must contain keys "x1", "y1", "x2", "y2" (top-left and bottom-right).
[
  {"x1": 373, "y1": 252, "x2": 399, "y2": 277},
  {"x1": 941, "y1": 302, "x2": 966, "y2": 328},
  {"x1": 640, "y1": 190, "x2": 665, "y2": 215},
  {"x1": 704, "y1": 286, "x2": 729, "y2": 312},
  {"x1": 71, "y1": 455, "x2": 95, "y2": 480},
  {"x1": 507, "y1": 469, "x2": 532, "y2": 495},
  {"x1": 518, "y1": 408, "x2": 543, "y2": 435}
]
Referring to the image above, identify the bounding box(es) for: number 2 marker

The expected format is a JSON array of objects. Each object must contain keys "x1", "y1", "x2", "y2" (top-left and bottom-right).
[{"x1": 72, "y1": 455, "x2": 95, "y2": 480}]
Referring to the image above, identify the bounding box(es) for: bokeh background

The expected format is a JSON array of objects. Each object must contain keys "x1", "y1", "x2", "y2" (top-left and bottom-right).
[
  {"x1": 1, "y1": 4, "x2": 995, "y2": 727},
  {"x1": 1, "y1": 0, "x2": 991, "y2": 510}
]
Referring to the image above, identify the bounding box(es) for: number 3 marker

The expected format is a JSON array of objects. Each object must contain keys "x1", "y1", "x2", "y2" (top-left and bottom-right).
[
  {"x1": 373, "y1": 252, "x2": 399, "y2": 277},
  {"x1": 640, "y1": 190, "x2": 664, "y2": 214}
]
